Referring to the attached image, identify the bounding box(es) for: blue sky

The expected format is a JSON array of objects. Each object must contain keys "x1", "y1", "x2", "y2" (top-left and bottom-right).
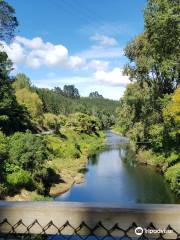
[{"x1": 4, "y1": 0, "x2": 146, "y2": 100}]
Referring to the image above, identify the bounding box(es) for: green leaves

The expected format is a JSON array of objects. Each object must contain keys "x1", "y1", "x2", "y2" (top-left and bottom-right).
[
  {"x1": 66, "y1": 112, "x2": 101, "y2": 135},
  {"x1": 124, "y1": 0, "x2": 180, "y2": 96},
  {"x1": 0, "y1": 0, "x2": 18, "y2": 41},
  {"x1": 8, "y1": 132, "x2": 49, "y2": 174}
]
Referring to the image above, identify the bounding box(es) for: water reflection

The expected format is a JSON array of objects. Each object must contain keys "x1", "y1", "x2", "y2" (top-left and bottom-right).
[{"x1": 56, "y1": 131, "x2": 179, "y2": 203}]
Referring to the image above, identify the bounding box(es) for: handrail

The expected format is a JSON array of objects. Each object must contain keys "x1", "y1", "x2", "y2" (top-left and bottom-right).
[{"x1": 0, "y1": 202, "x2": 180, "y2": 239}]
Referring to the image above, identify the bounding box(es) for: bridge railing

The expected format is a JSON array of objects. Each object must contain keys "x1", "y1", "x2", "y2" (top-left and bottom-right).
[{"x1": 0, "y1": 201, "x2": 180, "y2": 239}]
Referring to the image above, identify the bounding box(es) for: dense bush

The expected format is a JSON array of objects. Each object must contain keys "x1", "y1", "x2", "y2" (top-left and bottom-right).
[
  {"x1": 0, "y1": 131, "x2": 8, "y2": 165},
  {"x1": 7, "y1": 170, "x2": 34, "y2": 191},
  {"x1": 66, "y1": 113, "x2": 101, "y2": 135},
  {"x1": 165, "y1": 164, "x2": 180, "y2": 196},
  {"x1": 42, "y1": 113, "x2": 60, "y2": 132},
  {"x1": 8, "y1": 132, "x2": 49, "y2": 174}
]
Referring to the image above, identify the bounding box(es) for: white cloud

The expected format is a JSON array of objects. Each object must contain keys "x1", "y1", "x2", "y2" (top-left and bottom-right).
[
  {"x1": 2, "y1": 41, "x2": 26, "y2": 63},
  {"x1": 0, "y1": 36, "x2": 85, "y2": 69},
  {"x1": 78, "y1": 46, "x2": 123, "y2": 60},
  {"x1": 15, "y1": 36, "x2": 44, "y2": 49},
  {"x1": 94, "y1": 67, "x2": 130, "y2": 86},
  {"x1": 88, "y1": 59, "x2": 109, "y2": 71},
  {"x1": 68, "y1": 56, "x2": 85, "y2": 69},
  {"x1": 90, "y1": 34, "x2": 118, "y2": 46}
]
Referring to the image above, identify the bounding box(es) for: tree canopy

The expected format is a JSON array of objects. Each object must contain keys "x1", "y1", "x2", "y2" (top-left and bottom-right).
[{"x1": 0, "y1": 0, "x2": 18, "y2": 41}]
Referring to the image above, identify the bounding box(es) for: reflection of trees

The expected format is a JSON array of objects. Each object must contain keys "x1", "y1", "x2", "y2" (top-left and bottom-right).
[
  {"x1": 88, "y1": 154, "x2": 99, "y2": 165},
  {"x1": 119, "y1": 144, "x2": 137, "y2": 166}
]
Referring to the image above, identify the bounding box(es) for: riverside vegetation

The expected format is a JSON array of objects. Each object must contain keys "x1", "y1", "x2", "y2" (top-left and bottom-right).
[
  {"x1": 0, "y1": 0, "x2": 179, "y2": 200},
  {"x1": 0, "y1": 1, "x2": 118, "y2": 200},
  {"x1": 114, "y1": 0, "x2": 180, "y2": 196}
]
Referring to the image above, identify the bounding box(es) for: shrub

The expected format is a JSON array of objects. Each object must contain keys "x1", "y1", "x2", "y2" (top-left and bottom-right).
[
  {"x1": 66, "y1": 113, "x2": 101, "y2": 134},
  {"x1": 46, "y1": 135, "x2": 80, "y2": 159},
  {"x1": 0, "y1": 131, "x2": 8, "y2": 164},
  {"x1": 165, "y1": 163, "x2": 180, "y2": 196},
  {"x1": 8, "y1": 132, "x2": 49, "y2": 174},
  {"x1": 43, "y1": 113, "x2": 60, "y2": 132},
  {"x1": 7, "y1": 170, "x2": 34, "y2": 191}
]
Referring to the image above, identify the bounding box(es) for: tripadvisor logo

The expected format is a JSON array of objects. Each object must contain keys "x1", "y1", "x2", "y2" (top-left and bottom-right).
[
  {"x1": 135, "y1": 227, "x2": 143, "y2": 236},
  {"x1": 135, "y1": 227, "x2": 173, "y2": 236}
]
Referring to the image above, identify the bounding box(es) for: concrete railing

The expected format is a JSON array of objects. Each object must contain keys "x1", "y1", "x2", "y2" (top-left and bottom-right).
[{"x1": 0, "y1": 202, "x2": 180, "y2": 239}]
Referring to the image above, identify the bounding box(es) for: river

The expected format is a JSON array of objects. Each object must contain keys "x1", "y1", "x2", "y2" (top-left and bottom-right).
[{"x1": 55, "y1": 131, "x2": 179, "y2": 203}]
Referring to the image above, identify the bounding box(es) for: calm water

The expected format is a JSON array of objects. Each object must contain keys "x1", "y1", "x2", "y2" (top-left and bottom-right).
[{"x1": 56, "y1": 131, "x2": 179, "y2": 203}]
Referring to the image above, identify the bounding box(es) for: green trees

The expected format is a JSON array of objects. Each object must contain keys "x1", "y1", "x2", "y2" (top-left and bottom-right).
[
  {"x1": 13, "y1": 74, "x2": 43, "y2": 124},
  {"x1": 124, "y1": 0, "x2": 179, "y2": 97},
  {"x1": 5, "y1": 132, "x2": 50, "y2": 194},
  {"x1": 66, "y1": 113, "x2": 101, "y2": 135},
  {"x1": 36, "y1": 86, "x2": 118, "y2": 128},
  {"x1": 0, "y1": 53, "x2": 31, "y2": 134},
  {"x1": 0, "y1": 2, "x2": 31, "y2": 134},
  {"x1": 144, "y1": 0, "x2": 179, "y2": 91},
  {"x1": 8, "y1": 132, "x2": 48, "y2": 174},
  {"x1": 13, "y1": 73, "x2": 31, "y2": 90},
  {"x1": 43, "y1": 113, "x2": 60, "y2": 133},
  {"x1": 116, "y1": 0, "x2": 180, "y2": 195},
  {"x1": 89, "y1": 91, "x2": 104, "y2": 99},
  {"x1": 0, "y1": 0, "x2": 18, "y2": 41},
  {"x1": 63, "y1": 85, "x2": 80, "y2": 98}
]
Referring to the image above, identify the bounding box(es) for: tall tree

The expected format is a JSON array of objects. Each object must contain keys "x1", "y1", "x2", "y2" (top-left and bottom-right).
[
  {"x1": 89, "y1": 91, "x2": 104, "y2": 99},
  {"x1": 13, "y1": 73, "x2": 31, "y2": 90},
  {"x1": 0, "y1": 1, "x2": 31, "y2": 134},
  {"x1": 63, "y1": 85, "x2": 80, "y2": 98},
  {"x1": 0, "y1": 0, "x2": 18, "y2": 41},
  {"x1": 124, "y1": 0, "x2": 180, "y2": 97}
]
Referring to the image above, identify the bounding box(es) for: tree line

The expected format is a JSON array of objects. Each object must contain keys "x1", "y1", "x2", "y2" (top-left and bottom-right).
[
  {"x1": 115, "y1": 0, "x2": 180, "y2": 195},
  {"x1": 0, "y1": 0, "x2": 118, "y2": 199}
]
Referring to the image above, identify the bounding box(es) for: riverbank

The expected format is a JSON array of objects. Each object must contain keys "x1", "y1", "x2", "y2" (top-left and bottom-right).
[
  {"x1": 6, "y1": 128, "x2": 106, "y2": 201},
  {"x1": 56, "y1": 130, "x2": 179, "y2": 203},
  {"x1": 136, "y1": 150, "x2": 180, "y2": 196},
  {"x1": 112, "y1": 128, "x2": 180, "y2": 197}
]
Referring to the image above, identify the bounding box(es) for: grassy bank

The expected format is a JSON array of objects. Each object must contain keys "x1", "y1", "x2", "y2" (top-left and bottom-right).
[
  {"x1": 6, "y1": 129, "x2": 105, "y2": 200},
  {"x1": 46, "y1": 128, "x2": 105, "y2": 197}
]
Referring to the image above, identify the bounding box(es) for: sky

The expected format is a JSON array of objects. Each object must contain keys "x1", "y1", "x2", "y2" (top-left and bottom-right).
[{"x1": 3, "y1": 0, "x2": 146, "y2": 100}]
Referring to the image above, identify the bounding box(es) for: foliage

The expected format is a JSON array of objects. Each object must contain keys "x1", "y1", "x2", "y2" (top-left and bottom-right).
[
  {"x1": 7, "y1": 170, "x2": 34, "y2": 191},
  {"x1": 0, "y1": 1, "x2": 107, "y2": 199},
  {"x1": 165, "y1": 163, "x2": 180, "y2": 196},
  {"x1": 63, "y1": 85, "x2": 80, "y2": 98},
  {"x1": 66, "y1": 113, "x2": 101, "y2": 134},
  {"x1": 8, "y1": 132, "x2": 49, "y2": 175},
  {"x1": 36, "y1": 87, "x2": 118, "y2": 128},
  {"x1": 116, "y1": 0, "x2": 180, "y2": 195},
  {"x1": 124, "y1": 0, "x2": 179, "y2": 97},
  {"x1": 89, "y1": 91, "x2": 103, "y2": 99},
  {"x1": 42, "y1": 113, "x2": 60, "y2": 132},
  {"x1": 16, "y1": 88, "x2": 43, "y2": 121},
  {"x1": 13, "y1": 73, "x2": 31, "y2": 90},
  {"x1": 0, "y1": 0, "x2": 18, "y2": 41},
  {"x1": 0, "y1": 52, "x2": 31, "y2": 134},
  {"x1": 0, "y1": 131, "x2": 8, "y2": 165}
]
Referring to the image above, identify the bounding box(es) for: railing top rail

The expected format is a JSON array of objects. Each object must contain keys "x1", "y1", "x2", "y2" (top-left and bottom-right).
[{"x1": 0, "y1": 201, "x2": 180, "y2": 208}]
